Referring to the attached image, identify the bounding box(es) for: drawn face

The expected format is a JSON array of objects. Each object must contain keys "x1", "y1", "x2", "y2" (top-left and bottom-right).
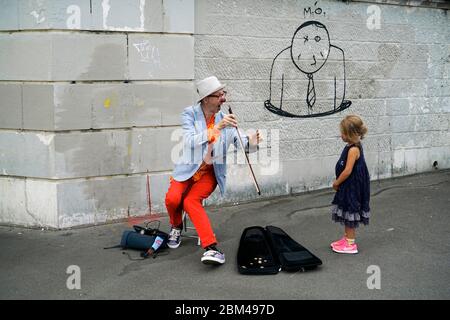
[{"x1": 291, "y1": 21, "x2": 330, "y2": 74}]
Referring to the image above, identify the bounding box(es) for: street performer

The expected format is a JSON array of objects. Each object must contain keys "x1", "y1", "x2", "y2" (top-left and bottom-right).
[{"x1": 165, "y1": 76, "x2": 261, "y2": 265}]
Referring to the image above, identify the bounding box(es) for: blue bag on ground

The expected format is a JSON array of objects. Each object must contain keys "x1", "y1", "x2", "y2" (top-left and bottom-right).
[
  {"x1": 120, "y1": 231, "x2": 161, "y2": 250},
  {"x1": 105, "y1": 221, "x2": 169, "y2": 259},
  {"x1": 120, "y1": 223, "x2": 169, "y2": 251}
]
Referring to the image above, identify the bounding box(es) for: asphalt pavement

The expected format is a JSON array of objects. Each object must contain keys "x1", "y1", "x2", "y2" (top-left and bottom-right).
[{"x1": 1, "y1": 169, "x2": 449, "y2": 300}]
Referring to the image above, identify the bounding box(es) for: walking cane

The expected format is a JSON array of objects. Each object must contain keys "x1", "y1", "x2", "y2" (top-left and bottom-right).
[{"x1": 228, "y1": 106, "x2": 261, "y2": 196}]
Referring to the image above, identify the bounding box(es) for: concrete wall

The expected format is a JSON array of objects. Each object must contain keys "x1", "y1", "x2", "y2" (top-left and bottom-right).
[
  {"x1": 0, "y1": 0, "x2": 449, "y2": 228},
  {"x1": 0, "y1": 0, "x2": 195, "y2": 228},
  {"x1": 195, "y1": 0, "x2": 450, "y2": 205}
]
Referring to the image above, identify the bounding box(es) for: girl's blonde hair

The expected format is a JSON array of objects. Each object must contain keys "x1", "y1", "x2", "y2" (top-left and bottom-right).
[{"x1": 340, "y1": 115, "x2": 368, "y2": 143}]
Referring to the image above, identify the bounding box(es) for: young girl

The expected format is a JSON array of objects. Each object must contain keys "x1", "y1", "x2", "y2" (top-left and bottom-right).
[{"x1": 331, "y1": 115, "x2": 370, "y2": 254}]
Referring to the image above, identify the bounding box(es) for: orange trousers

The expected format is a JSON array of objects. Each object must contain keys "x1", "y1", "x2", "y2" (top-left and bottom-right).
[{"x1": 165, "y1": 170, "x2": 218, "y2": 248}]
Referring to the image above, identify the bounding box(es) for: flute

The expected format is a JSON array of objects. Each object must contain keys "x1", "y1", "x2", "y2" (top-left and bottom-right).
[{"x1": 228, "y1": 106, "x2": 261, "y2": 196}]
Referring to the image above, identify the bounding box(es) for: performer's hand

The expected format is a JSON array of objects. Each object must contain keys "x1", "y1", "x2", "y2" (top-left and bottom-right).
[
  {"x1": 332, "y1": 180, "x2": 339, "y2": 191},
  {"x1": 216, "y1": 114, "x2": 237, "y2": 130},
  {"x1": 249, "y1": 130, "x2": 262, "y2": 146}
]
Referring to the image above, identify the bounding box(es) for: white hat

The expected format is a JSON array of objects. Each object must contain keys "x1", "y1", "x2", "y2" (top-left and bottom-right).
[{"x1": 196, "y1": 76, "x2": 226, "y2": 102}]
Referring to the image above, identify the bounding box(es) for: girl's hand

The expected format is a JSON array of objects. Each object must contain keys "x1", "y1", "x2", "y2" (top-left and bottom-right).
[{"x1": 332, "y1": 181, "x2": 339, "y2": 191}]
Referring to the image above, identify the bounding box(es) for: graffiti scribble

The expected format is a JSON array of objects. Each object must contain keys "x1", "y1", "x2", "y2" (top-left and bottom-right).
[{"x1": 133, "y1": 40, "x2": 161, "y2": 67}]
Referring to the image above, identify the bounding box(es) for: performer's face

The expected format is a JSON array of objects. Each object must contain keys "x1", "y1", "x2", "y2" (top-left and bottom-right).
[
  {"x1": 291, "y1": 22, "x2": 330, "y2": 74},
  {"x1": 205, "y1": 90, "x2": 227, "y2": 113}
]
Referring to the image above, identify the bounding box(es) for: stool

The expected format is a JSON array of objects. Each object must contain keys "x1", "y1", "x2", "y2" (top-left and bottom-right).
[{"x1": 182, "y1": 211, "x2": 201, "y2": 246}]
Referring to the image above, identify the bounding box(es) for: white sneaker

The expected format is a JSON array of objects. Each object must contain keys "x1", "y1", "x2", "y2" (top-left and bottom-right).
[
  {"x1": 201, "y1": 249, "x2": 225, "y2": 265},
  {"x1": 167, "y1": 227, "x2": 181, "y2": 249}
]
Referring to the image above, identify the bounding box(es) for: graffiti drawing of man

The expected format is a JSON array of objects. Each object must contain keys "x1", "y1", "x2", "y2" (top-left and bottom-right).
[{"x1": 265, "y1": 20, "x2": 351, "y2": 118}]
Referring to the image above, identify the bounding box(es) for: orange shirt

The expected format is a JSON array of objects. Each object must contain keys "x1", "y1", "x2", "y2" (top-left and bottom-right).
[
  {"x1": 170, "y1": 115, "x2": 220, "y2": 183},
  {"x1": 192, "y1": 115, "x2": 220, "y2": 182}
]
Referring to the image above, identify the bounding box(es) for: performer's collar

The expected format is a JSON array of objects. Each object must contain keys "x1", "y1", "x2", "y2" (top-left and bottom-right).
[{"x1": 201, "y1": 103, "x2": 216, "y2": 121}]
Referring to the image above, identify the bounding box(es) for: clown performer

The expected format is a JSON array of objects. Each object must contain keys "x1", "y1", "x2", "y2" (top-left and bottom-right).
[{"x1": 165, "y1": 76, "x2": 262, "y2": 265}]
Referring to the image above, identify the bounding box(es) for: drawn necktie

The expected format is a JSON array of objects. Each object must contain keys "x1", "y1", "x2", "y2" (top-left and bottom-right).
[{"x1": 307, "y1": 73, "x2": 316, "y2": 109}]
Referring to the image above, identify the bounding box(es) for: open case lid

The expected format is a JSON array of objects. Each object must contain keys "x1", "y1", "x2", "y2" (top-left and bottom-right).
[{"x1": 265, "y1": 225, "x2": 322, "y2": 271}]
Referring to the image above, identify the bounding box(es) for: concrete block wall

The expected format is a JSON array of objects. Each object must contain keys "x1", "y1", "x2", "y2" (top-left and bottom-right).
[
  {"x1": 1, "y1": 0, "x2": 449, "y2": 228},
  {"x1": 195, "y1": 0, "x2": 450, "y2": 205},
  {"x1": 0, "y1": 0, "x2": 195, "y2": 228}
]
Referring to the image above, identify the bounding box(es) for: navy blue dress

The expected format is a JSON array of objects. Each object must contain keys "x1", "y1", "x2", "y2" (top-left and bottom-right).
[{"x1": 331, "y1": 143, "x2": 371, "y2": 228}]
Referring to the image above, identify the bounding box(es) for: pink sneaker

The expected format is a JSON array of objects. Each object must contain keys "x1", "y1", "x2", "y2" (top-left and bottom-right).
[
  {"x1": 332, "y1": 241, "x2": 358, "y2": 254},
  {"x1": 330, "y1": 237, "x2": 347, "y2": 248}
]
